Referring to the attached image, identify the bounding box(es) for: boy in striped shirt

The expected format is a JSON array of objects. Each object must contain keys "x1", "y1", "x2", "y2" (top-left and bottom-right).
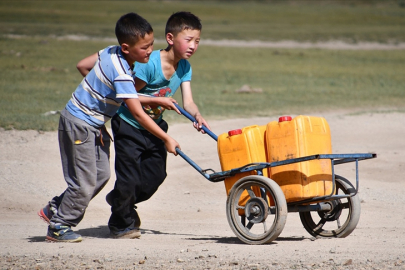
[{"x1": 38, "y1": 12, "x2": 180, "y2": 242}]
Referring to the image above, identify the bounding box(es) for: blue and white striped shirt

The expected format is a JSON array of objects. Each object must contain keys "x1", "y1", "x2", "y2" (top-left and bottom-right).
[{"x1": 66, "y1": 45, "x2": 138, "y2": 127}]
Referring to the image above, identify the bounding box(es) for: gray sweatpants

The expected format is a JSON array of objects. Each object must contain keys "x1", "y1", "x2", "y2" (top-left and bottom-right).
[{"x1": 49, "y1": 109, "x2": 111, "y2": 227}]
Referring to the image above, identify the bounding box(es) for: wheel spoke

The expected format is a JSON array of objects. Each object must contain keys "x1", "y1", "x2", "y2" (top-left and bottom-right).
[
  {"x1": 246, "y1": 222, "x2": 254, "y2": 230},
  {"x1": 268, "y1": 206, "x2": 276, "y2": 214},
  {"x1": 336, "y1": 218, "x2": 341, "y2": 229},
  {"x1": 241, "y1": 215, "x2": 246, "y2": 227},
  {"x1": 262, "y1": 221, "x2": 268, "y2": 233},
  {"x1": 246, "y1": 186, "x2": 256, "y2": 198},
  {"x1": 314, "y1": 218, "x2": 327, "y2": 231},
  {"x1": 236, "y1": 204, "x2": 244, "y2": 210},
  {"x1": 341, "y1": 202, "x2": 350, "y2": 209}
]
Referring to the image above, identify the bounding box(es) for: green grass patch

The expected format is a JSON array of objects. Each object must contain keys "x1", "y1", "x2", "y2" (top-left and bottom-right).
[
  {"x1": 165, "y1": 46, "x2": 405, "y2": 121},
  {"x1": 0, "y1": 37, "x2": 110, "y2": 130},
  {"x1": 1, "y1": 1, "x2": 405, "y2": 43},
  {"x1": 1, "y1": 37, "x2": 404, "y2": 130},
  {"x1": 1, "y1": 1, "x2": 405, "y2": 130}
]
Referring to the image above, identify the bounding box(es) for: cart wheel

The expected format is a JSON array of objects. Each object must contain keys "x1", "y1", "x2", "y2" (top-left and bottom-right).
[
  {"x1": 299, "y1": 175, "x2": 361, "y2": 238},
  {"x1": 226, "y1": 175, "x2": 287, "y2": 245}
]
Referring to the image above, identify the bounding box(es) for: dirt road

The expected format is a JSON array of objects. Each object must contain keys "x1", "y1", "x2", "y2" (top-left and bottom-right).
[{"x1": 0, "y1": 110, "x2": 404, "y2": 269}]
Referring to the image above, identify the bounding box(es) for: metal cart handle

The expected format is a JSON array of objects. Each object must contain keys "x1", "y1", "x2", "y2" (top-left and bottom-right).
[{"x1": 173, "y1": 103, "x2": 218, "y2": 141}]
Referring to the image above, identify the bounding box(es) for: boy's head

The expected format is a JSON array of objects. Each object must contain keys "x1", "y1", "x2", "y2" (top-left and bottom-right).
[
  {"x1": 165, "y1": 12, "x2": 202, "y2": 59},
  {"x1": 115, "y1": 12, "x2": 154, "y2": 65},
  {"x1": 165, "y1": 11, "x2": 202, "y2": 37},
  {"x1": 116, "y1": 12, "x2": 153, "y2": 46}
]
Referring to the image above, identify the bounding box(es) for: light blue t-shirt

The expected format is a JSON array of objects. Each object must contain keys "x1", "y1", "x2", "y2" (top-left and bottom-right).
[
  {"x1": 66, "y1": 45, "x2": 138, "y2": 128},
  {"x1": 117, "y1": 50, "x2": 192, "y2": 129}
]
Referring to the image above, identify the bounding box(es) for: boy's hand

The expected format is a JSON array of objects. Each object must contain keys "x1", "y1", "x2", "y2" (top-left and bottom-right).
[
  {"x1": 163, "y1": 137, "x2": 180, "y2": 155},
  {"x1": 193, "y1": 114, "x2": 210, "y2": 134},
  {"x1": 154, "y1": 97, "x2": 181, "y2": 114}
]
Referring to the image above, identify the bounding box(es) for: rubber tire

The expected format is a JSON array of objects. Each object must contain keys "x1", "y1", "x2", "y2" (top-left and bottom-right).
[
  {"x1": 226, "y1": 175, "x2": 287, "y2": 245},
  {"x1": 299, "y1": 175, "x2": 361, "y2": 238}
]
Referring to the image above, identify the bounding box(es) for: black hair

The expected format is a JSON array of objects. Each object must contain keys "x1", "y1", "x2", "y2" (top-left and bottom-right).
[
  {"x1": 165, "y1": 11, "x2": 202, "y2": 36},
  {"x1": 115, "y1": 12, "x2": 153, "y2": 45}
]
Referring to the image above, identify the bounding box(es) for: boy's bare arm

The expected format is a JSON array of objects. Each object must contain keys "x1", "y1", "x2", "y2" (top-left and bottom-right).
[
  {"x1": 134, "y1": 77, "x2": 147, "y2": 91},
  {"x1": 124, "y1": 98, "x2": 180, "y2": 154},
  {"x1": 180, "y1": 81, "x2": 211, "y2": 132},
  {"x1": 77, "y1": 53, "x2": 98, "y2": 77}
]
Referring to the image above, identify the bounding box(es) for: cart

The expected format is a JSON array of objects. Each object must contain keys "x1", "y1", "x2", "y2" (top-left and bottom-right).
[{"x1": 174, "y1": 104, "x2": 377, "y2": 245}]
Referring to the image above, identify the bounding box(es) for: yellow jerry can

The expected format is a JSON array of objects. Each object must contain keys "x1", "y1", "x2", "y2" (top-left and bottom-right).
[
  {"x1": 266, "y1": 115, "x2": 333, "y2": 203},
  {"x1": 217, "y1": 125, "x2": 268, "y2": 214}
]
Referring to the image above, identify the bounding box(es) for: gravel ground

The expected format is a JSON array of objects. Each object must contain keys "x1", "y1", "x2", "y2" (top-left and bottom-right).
[{"x1": 1, "y1": 110, "x2": 404, "y2": 270}]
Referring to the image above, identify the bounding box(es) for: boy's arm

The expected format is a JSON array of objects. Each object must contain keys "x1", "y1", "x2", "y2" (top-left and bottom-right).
[
  {"x1": 134, "y1": 77, "x2": 147, "y2": 91},
  {"x1": 180, "y1": 81, "x2": 211, "y2": 132},
  {"x1": 134, "y1": 77, "x2": 181, "y2": 114},
  {"x1": 77, "y1": 53, "x2": 98, "y2": 77},
  {"x1": 124, "y1": 98, "x2": 180, "y2": 154}
]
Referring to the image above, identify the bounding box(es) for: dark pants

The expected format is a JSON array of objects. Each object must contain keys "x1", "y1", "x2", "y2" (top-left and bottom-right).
[{"x1": 108, "y1": 114, "x2": 168, "y2": 231}]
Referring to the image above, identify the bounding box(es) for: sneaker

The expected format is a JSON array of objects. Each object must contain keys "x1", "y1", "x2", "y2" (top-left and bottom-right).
[
  {"x1": 38, "y1": 204, "x2": 55, "y2": 224},
  {"x1": 110, "y1": 227, "x2": 141, "y2": 239},
  {"x1": 106, "y1": 192, "x2": 141, "y2": 228},
  {"x1": 46, "y1": 225, "x2": 82, "y2": 243}
]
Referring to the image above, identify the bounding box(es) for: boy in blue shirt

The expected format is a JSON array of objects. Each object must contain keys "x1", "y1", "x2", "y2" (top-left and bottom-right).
[
  {"x1": 38, "y1": 12, "x2": 180, "y2": 242},
  {"x1": 107, "y1": 11, "x2": 210, "y2": 238}
]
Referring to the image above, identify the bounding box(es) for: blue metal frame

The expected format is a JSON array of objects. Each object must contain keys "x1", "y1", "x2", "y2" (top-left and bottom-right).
[
  {"x1": 174, "y1": 103, "x2": 218, "y2": 141},
  {"x1": 178, "y1": 147, "x2": 376, "y2": 204},
  {"x1": 178, "y1": 150, "x2": 376, "y2": 183}
]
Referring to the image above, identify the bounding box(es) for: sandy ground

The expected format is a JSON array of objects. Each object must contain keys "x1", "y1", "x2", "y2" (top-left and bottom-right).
[{"x1": 0, "y1": 109, "x2": 404, "y2": 269}]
